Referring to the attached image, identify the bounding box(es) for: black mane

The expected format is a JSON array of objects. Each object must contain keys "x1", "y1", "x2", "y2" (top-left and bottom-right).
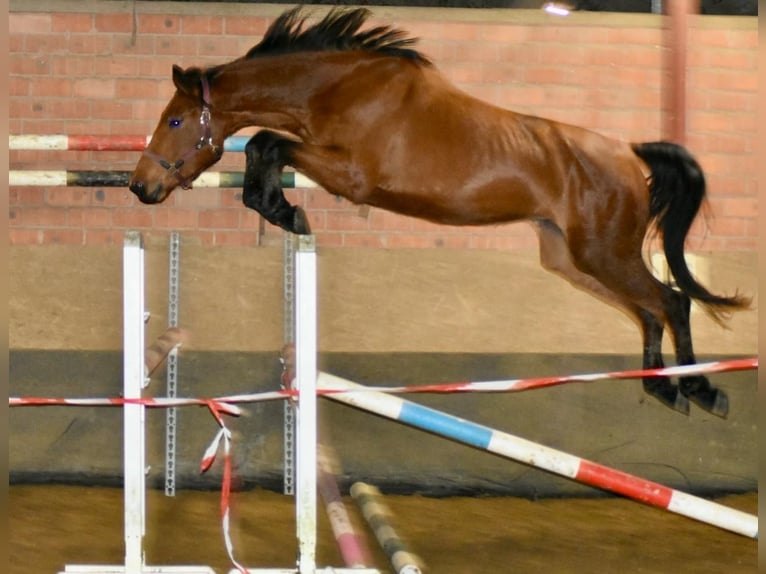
[{"x1": 245, "y1": 7, "x2": 431, "y2": 66}]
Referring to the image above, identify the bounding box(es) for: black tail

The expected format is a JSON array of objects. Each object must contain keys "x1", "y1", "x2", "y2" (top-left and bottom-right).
[{"x1": 632, "y1": 141, "x2": 749, "y2": 320}]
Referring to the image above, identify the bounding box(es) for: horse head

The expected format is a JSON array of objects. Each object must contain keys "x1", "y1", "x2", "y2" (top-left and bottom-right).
[{"x1": 129, "y1": 65, "x2": 225, "y2": 203}]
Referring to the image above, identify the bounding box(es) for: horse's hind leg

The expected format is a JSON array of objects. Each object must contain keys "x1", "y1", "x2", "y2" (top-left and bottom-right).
[
  {"x1": 637, "y1": 308, "x2": 690, "y2": 414},
  {"x1": 536, "y1": 220, "x2": 690, "y2": 414},
  {"x1": 664, "y1": 288, "x2": 728, "y2": 417},
  {"x1": 242, "y1": 130, "x2": 311, "y2": 234}
]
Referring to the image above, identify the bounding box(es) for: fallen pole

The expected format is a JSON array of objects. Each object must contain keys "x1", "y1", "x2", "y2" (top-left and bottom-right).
[
  {"x1": 318, "y1": 444, "x2": 372, "y2": 568},
  {"x1": 351, "y1": 482, "x2": 424, "y2": 574},
  {"x1": 318, "y1": 372, "x2": 758, "y2": 540}
]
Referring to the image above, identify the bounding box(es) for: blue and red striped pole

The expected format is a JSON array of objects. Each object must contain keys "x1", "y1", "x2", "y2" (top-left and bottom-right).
[{"x1": 317, "y1": 372, "x2": 758, "y2": 540}]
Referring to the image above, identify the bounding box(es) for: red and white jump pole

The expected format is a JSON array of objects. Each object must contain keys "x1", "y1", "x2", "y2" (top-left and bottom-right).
[{"x1": 317, "y1": 372, "x2": 758, "y2": 540}]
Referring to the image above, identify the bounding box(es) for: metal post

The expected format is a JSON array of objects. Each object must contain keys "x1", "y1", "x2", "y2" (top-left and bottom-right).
[
  {"x1": 283, "y1": 233, "x2": 296, "y2": 496},
  {"x1": 165, "y1": 232, "x2": 181, "y2": 497}
]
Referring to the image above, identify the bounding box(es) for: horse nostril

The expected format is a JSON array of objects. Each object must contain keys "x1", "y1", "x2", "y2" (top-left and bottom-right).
[{"x1": 129, "y1": 180, "x2": 145, "y2": 196}]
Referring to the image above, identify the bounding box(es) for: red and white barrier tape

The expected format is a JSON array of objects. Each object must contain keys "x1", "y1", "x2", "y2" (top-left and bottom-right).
[
  {"x1": 10, "y1": 357, "x2": 757, "y2": 409},
  {"x1": 199, "y1": 402, "x2": 249, "y2": 574}
]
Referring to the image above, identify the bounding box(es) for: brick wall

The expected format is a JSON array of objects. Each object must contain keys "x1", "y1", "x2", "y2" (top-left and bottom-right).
[{"x1": 9, "y1": 1, "x2": 757, "y2": 250}]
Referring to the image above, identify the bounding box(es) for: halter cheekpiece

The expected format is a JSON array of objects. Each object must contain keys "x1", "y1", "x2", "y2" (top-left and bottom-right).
[{"x1": 143, "y1": 74, "x2": 221, "y2": 190}]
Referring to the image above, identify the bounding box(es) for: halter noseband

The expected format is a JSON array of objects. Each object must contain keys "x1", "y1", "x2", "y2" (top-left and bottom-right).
[{"x1": 143, "y1": 75, "x2": 221, "y2": 190}]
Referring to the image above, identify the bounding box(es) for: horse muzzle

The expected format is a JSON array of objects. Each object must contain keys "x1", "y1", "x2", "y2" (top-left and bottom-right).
[{"x1": 128, "y1": 178, "x2": 168, "y2": 204}]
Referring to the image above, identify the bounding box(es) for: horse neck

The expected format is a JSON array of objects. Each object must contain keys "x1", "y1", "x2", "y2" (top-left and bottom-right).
[{"x1": 212, "y1": 53, "x2": 348, "y2": 138}]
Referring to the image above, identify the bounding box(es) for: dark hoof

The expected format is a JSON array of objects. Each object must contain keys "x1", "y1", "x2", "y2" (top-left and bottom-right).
[
  {"x1": 679, "y1": 375, "x2": 729, "y2": 418},
  {"x1": 643, "y1": 378, "x2": 690, "y2": 415},
  {"x1": 687, "y1": 388, "x2": 729, "y2": 419},
  {"x1": 292, "y1": 206, "x2": 312, "y2": 235}
]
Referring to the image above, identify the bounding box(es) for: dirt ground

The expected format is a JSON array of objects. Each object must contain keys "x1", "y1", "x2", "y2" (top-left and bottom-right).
[{"x1": 9, "y1": 485, "x2": 756, "y2": 574}]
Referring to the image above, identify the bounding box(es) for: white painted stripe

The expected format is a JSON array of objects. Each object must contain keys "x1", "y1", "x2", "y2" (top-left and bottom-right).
[
  {"x1": 193, "y1": 172, "x2": 222, "y2": 188},
  {"x1": 487, "y1": 432, "x2": 582, "y2": 479},
  {"x1": 667, "y1": 490, "x2": 758, "y2": 539},
  {"x1": 9, "y1": 170, "x2": 68, "y2": 186},
  {"x1": 9, "y1": 135, "x2": 68, "y2": 150},
  {"x1": 318, "y1": 373, "x2": 405, "y2": 420},
  {"x1": 294, "y1": 172, "x2": 320, "y2": 188}
]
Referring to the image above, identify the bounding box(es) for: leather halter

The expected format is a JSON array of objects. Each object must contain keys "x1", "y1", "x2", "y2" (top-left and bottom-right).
[{"x1": 143, "y1": 75, "x2": 221, "y2": 190}]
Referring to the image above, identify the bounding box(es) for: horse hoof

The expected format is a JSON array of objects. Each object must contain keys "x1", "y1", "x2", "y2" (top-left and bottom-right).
[
  {"x1": 647, "y1": 389, "x2": 690, "y2": 415},
  {"x1": 293, "y1": 206, "x2": 312, "y2": 235},
  {"x1": 643, "y1": 378, "x2": 690, "y2": 415},
  {"x1": 688, "y1": 388, "x2": 729, "y2": 419}
]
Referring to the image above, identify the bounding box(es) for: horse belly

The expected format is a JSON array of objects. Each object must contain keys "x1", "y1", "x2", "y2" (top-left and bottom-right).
[{"x1": 365, "y1": 175, "x2": 540, "y2": 227}]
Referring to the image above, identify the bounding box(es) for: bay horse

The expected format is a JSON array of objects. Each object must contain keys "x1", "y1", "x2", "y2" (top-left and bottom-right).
[{"x1": 129, "y1": 7, "x2": 748, "y2": 418}]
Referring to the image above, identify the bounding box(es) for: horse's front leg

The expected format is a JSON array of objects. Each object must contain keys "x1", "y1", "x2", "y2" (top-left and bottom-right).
[{"x1": 243, "y1": 130, "x2": 311, "y2": 235}]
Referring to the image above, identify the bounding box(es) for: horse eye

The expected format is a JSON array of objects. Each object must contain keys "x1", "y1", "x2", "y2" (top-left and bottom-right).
[{"x1": 169, "y1": 118, "x2": 182, "y2": 128}]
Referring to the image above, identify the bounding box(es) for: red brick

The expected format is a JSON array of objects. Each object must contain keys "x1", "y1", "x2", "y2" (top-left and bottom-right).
[
  {"x1": 523, "y1": 65, "x2": 571, "y2": 86},
  {"x1": 224, "y1": 16, "x2": 271, "y2": 37},
  {"x1": 716, "y1": 198, "x2": 758, "y2": 218},
  {"x1": 313, "y1": 232, "x2": 343, "y2": 248},
  {"x1": 94, "y1": 13, "x2": 132, "y2": 33},
  {"x1": 10, "y1": 54, "x2": 50, "y2": 75},
  {"x1": 139, "y1": 15, "x2": 181, "y2": 34},
  {"x1": 66, "y1": 207, "x2": 112, "y2": 228},
  {"x1": 340, "y1": 233, "x2": 387, "y2": 248},
  {"x1": 49, "y1": 55, "x2": 94, "y2": 76},
  {"x1": 9, "y1": 32, "x2": 24, "y2": 52},
  {"x1": 239, "y1": 210, "x2": 263, "y2": 230},
  {"x1": 132, "y1": 100, "x2": 172, "y2": 122},
  {"x1": 68, "y1": 34, "x2": 113, "y2": 56},
  {"x1": 438, "y1": 22, "x2": 482, "y2": 42},
  {"x1": 212, "y1": 231, "x2": 259, "y2": 246},
  {"x1": 43, "y1": 228, "x2": 85, "y2": 244},
  {"x1": 91, "y1": 188, "x2": 137, "y2": 207},
  {"x1": 117, "y1": 34, "x2": 156, "y2": 57},
  {"x1": 73, "y1": 78, "x2": 116, "y2": 99},
  {"x1": 137, "y1": 55, "x2": 179, "y2": 78},
  {"x1": 196, "y1": 36, "x2": 248, "y2": 59},
  {"x1": 154, "y1": 208, "x2": 199, "y2": 229},
  {"x1": 24, "y1": 34, "x2": 69, "y2": 54},
  {"x1": 324, "y1": 211, "x2": 371, "y2": 232},
  {"x1": 11, "y1": 14, "x2": 51, "y2": 34},
  {"x1": 198, "y1": 209, "x2": 240, "y2": 229},
  {"x1": 94, "y1": 56, "x2": 139, "y2": 77},
  {"x1": 84, "y1": 229, "x2": 127, "y2": 245},
  {"x1": 368, "y1": 210, "x2": 414, "y2": 232},
  {"x1": 52, "y1": 13, "x2": 93, "y2": 33},
  {"x1": 91, "y1": 101, "x2": 136, "y2": 123},
  {"x1": 111, "y1": 208, "x2": 155, "y2": 228},
  {"x1": 10, "y1": 229, "x2": 43, "y2": 245},
  {"x1": 35, "y1": 98, "x2": 90, "y2": 120},
  {"x1": 181, "y1": 15, "x2": 225, "y2": 35},
  {"x1": 689, "y1": 47, "x2": 756, "y2": 70},
  {"x1": 116, "y1": 78, "x2": 161, "y2": 100},
  {"x1": 16, "y1": 207, "x2": 68, "y2": 227},
  {"x1": 450, "y1": 41, "x2": 500, "y2": 63},
  {"x1": 172, "y1": 188, "x2": 221, "y2": 209},
  {"x1": 45, "y1": 188, "x2": 92, "y2": 207},
  {"x1": 155, "y1": 36, "x2": 199, "y2": 58},
  {"x1": 9, "y1": 77, "x2": 30, "y2": 97},
  {"x1": 9, "y1": 188, "x2": 44, "y2": 206},
  {"x1": 20, "y1": 119, "x2": 68, "y2": 134},
  {"x1": 606, "y1": 27, "x2": 662, "y2": 46},
  {"x1": 689, "y1": 69, "x2": 757, "y2": 92}
]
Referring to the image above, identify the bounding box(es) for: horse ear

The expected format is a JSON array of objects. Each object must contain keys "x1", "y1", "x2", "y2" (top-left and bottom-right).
[{"x1": 172, "y1": 65, "x2": 201, "y2": 98}]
